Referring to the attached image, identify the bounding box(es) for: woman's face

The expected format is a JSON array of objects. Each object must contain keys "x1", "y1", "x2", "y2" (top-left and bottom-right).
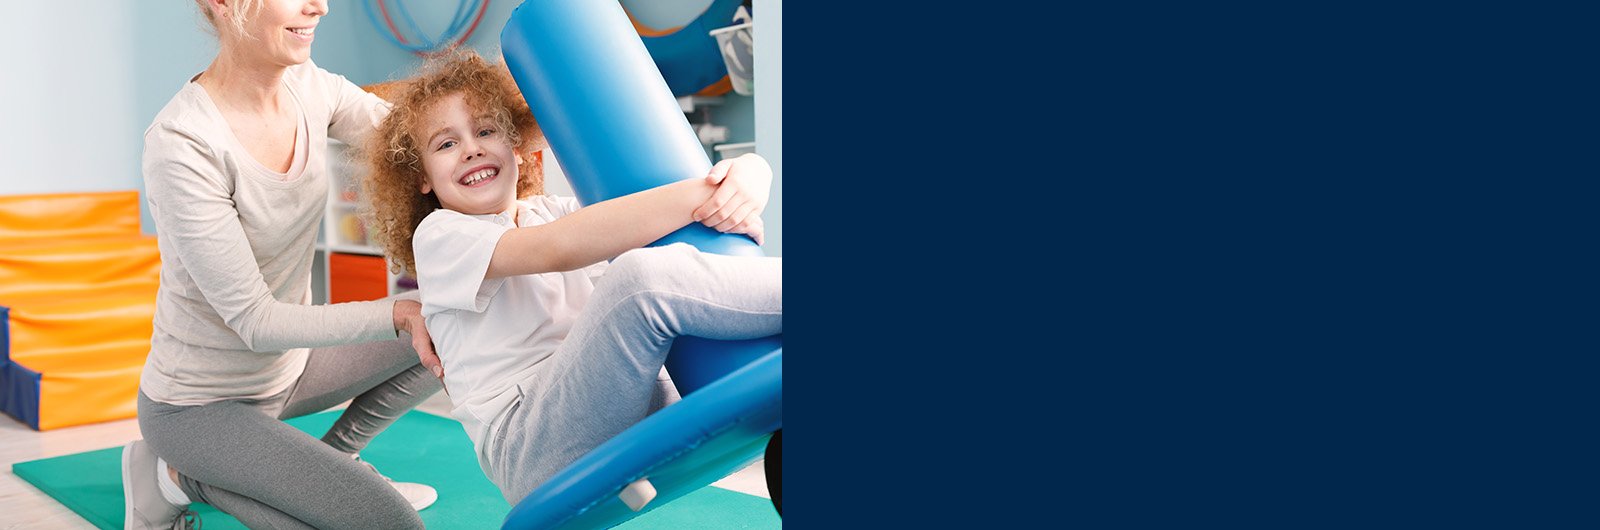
[{"x1": 220, "y1": 0, "x2": 327, "y2": 67}]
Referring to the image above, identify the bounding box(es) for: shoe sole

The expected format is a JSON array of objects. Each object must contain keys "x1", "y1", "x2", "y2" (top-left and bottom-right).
[
  {"x1": 120, "y1": 443, "x2": 137, "y2": 530},
  {"x1": 411, "y1": 487, "x2": 439, "y2": 511}
]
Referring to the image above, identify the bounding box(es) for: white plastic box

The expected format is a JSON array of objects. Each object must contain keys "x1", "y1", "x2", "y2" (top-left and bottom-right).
[{"x1": 709, "y1": 22, "x2": 754, "y2": 96}]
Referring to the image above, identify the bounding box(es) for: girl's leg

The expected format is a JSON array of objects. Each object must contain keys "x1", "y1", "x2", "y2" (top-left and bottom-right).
[
  {"x1": 491, "y1": 243, "x2": 781, "y2": 502},
  {"x1": 137, "y1": 392, "x2": 424, "y2": 529},
  {"x1": 274, "y1": 316, "x2": 442, "y2": 453}
]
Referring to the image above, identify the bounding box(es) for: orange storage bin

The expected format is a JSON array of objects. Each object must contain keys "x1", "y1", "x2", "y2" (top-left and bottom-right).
[{"x1": 330, "y1": 252, "x2": 389, "y2": 303}]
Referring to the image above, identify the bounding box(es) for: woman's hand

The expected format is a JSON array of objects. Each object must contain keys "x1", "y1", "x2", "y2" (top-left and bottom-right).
[
  {"x1": 393, "y1": 299, "x2": 444, "y2": 381},
  {"x1": 693, "y1": 153, "x2": 772, "y2": 245}
]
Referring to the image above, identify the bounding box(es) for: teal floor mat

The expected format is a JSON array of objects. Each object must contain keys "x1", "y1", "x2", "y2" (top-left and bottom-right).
[{"x1": 11, "y1": 410, "x2": 779, "y2": 529}]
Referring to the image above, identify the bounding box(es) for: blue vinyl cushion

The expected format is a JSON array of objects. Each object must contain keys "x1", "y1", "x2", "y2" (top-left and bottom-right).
[{"x1": 501, "y1": 350, "x2": 782, "y2": 529}]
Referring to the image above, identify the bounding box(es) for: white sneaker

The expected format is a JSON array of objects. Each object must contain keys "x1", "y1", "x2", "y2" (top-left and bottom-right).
[
  {"x1": 122, "y1": 441, "x2": 200, "y2": 530},
  {"x1": 354, "y1": 455, "x2": 438, "y2": 511}
]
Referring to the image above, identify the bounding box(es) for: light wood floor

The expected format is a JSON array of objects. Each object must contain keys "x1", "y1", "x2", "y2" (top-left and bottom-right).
[{"x1": 0, "y1": 392, "x2": 768, "y2": 529}]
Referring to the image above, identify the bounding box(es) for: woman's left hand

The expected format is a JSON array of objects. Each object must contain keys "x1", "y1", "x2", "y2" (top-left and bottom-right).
[
  {"x1": 394, "y1": 300, "x2": 444, "y2": 381},
  {"x1": 693, "y1": 153, "x2": 772, "y2": 242}
]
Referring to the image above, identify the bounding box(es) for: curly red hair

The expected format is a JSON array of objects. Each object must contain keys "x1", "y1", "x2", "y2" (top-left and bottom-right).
[{"x1": 361, "y1": 49, "x2": 545, "y2": 276}]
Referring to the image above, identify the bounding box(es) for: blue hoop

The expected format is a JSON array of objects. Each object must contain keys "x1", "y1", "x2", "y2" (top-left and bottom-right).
[{"x1": 361, "y1": 0, "x2": 485, "y2": 53}]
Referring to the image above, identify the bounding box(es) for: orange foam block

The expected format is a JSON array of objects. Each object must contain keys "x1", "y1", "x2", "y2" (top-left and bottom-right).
[
  {"x1": 1, "y1": 191, "x2": 159, "y2": 430},
  {"x1": 0, "y1": 190, "x2": 142, "y2": 243},
  {"x1": 0, "y1": 236, "x2": 160, "y2": 299}
]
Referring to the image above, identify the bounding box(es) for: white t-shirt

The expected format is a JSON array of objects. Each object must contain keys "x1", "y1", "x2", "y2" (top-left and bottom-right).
[
  {"x1": 140, "y1": 61, "x2": 398, "y2": 406},
  {"x1": 413, "y1": 196, "x2": 608, "y2": 473}
]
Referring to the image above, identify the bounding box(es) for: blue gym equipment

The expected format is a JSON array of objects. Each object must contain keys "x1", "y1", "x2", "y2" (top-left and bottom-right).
[
  {"x1": 626, "y1": 0, "x2": 745, "y2": 97},
  {"x1": 499, "y1": 0, "x2": 781, "y2": 527}
]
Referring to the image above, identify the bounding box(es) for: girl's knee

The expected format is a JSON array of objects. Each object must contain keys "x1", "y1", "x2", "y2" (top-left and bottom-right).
[{"x1": 605, "y1": 244, "x2": 700, "y2": 292}]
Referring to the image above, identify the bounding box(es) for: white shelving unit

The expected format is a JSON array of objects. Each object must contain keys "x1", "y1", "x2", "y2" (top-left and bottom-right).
[
  {"x1": 311, "y1": 139, "x2": 415, "y2": 305},
  {"x1": 678, "y1": 95, "x2": 725, "y2": 113}
]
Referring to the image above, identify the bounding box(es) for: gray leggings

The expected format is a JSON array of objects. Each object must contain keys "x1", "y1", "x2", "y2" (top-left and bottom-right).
[
  {"x1": 488, "y1": 243, "x2": 782, "y2": 504},
  {"x1": 137, "y1": 296, "x2": 443, "y2": 530}
]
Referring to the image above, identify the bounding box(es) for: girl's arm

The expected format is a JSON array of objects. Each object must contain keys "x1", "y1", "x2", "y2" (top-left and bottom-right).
[{"x1": 486, "y1": 178, "x2": 716, "y2": 279}]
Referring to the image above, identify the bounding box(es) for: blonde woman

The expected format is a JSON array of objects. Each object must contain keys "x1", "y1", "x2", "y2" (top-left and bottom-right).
[{"x1": 125, "y1": 1, "x2": 443, "y2": 528}]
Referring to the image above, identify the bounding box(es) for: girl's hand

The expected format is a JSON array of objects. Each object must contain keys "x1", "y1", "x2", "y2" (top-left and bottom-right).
[{"x1": 693, "y1": 153, "x2": 772, "y2": 244}]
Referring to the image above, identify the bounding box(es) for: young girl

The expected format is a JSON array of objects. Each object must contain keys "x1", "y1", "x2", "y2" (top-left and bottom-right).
[{"x1": 361, "y1": 51, "x2": 782, "y2": 504}]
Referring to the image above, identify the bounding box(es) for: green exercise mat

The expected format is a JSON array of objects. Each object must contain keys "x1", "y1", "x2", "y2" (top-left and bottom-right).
[{"x1": 11, "y1": 410, "x2": 779, "y2": 529}]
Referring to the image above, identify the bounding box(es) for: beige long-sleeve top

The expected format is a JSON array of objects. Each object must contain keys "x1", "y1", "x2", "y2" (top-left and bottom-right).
[{"x1": 140, "y1": 61, "x2": 397, "y2": 405}]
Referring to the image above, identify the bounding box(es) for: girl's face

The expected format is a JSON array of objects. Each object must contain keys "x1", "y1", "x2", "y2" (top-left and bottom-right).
[
  {"x1": 220, "y1": 0, "x2": 326, "y2": 67},
  {"x1": 417, "y1": 93, "x2": 520, "y2": 216}
]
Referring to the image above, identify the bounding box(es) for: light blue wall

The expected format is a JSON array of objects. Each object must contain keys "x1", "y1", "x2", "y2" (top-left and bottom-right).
[
  {"x1": 314, "y1": 0, "x2": 558, "y2": 86},
  {"x1": 753, "y1": 0, "x2": 781, "y2": 256},
  {"x1": 1, "y1": 3, "x2": 142, "y2": 220}
]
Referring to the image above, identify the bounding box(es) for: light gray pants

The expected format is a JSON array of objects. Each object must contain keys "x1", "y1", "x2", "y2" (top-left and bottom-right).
[
  {"x1": 487, "y1": 243, "x2": 783, "y2": 504},
  {"x1": 137, "y1": 294, "x2": 443, "y2": 530}
]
